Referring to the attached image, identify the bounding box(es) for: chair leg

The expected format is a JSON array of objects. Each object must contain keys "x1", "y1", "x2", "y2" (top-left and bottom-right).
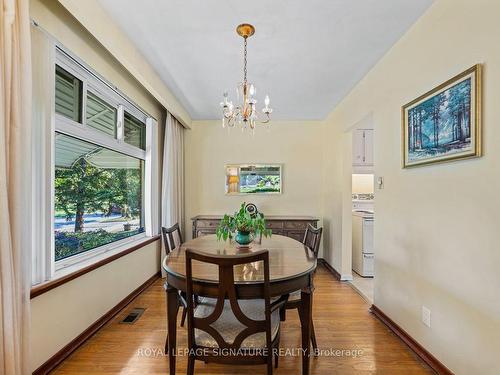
[
  {"x1": 274, "y1": 349, "x2": 279, "y2": 368},
  {"x1": 164, "y1": 334, "x2": 168, "y2": 354},
  {"x1": 181, "y1": 307, "x2": 187, "y2": 327},
  {"x1": 280, "y1": 307, "x2": 286, "y2": 321},
  {"x1": 187, "y1": 355, "x2": 195, "y2": 375},
  {"x1": 311, "y1": 320, "x2": 318, "y2": 356},
  {"x1": 267, "y1": 356, "x2": 273, "y2": 375}
]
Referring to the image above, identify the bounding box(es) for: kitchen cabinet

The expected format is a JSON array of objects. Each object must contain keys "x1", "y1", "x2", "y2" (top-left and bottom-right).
[{"x1": 353, "y1": 129, "x2": 374, "y2": 171}]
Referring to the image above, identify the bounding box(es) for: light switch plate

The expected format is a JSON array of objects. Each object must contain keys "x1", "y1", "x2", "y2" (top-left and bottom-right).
[
  {"x1": 422, "y1": 306, "x2": 431, "y2": 328},
  {"x1": 377, "y1": 176, "x2": 384, "y2": 189}
]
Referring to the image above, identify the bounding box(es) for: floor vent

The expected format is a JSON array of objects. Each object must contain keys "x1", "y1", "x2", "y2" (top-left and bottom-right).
[{"x1": 120, "y1": 308, "x2": 146, "y2": 324}]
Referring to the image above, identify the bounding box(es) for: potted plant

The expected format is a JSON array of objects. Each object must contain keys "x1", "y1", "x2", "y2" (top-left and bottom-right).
[{"x1": 216, "y1": 203, "x2": 271, "y2": 246}]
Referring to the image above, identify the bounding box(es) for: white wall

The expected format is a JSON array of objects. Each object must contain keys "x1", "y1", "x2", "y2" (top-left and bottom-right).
[
  {"x1": 29, "y1": 0, "x2": 164, "y2": 371},
  {"x1": 185, "y1": 120, "x2": 325, "y2": 253},
  {"x1": 30, "y1": 0, "x2": 500, "y2": 372},
  {"x1": 323, "y1": 0, "x2": 500, "y2": 373},
  {"x1": 30, "y1": 242, "x2": 160, "y2": 371},
  {"x1": 321, "y1": 122, "x2": 353, "y2": 277}
]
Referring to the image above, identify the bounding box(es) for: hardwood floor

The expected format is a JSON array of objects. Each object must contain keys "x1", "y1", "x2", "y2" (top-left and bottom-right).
[{"x1": 52, "y1": 266, "x2": 432, "y2": 374}]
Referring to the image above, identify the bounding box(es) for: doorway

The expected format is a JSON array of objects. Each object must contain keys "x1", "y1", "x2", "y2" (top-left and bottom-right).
[{"x1": 347, "y1": 116, "x2": 375, "y2": 302}]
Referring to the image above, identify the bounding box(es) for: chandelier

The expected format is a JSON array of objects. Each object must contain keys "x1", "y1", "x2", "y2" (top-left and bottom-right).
[{"x1": 220, "y1": 23, "x2": 272, "y2": 130}]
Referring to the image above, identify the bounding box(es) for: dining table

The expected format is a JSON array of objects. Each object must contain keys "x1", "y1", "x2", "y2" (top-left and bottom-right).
[{"x1": 162, "y1": 233, "x2": 317, "y2": 375}]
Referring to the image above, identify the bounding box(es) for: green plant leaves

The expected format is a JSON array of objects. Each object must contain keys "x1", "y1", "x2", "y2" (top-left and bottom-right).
[{"x1": 216, "y1": 202, "x2": 272, "y2": 242}]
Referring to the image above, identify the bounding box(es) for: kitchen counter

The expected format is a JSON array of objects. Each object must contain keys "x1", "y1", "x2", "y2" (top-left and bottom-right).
[{"x1": 352, "y1": 210, "x2": 374, "y2": 218}]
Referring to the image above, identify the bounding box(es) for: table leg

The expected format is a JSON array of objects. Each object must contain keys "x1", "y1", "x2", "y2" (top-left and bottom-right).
[
  {"x1": 166, "y1": 285, "x2": 180, "y2": 375},
  {"x1": 299, "y1": 282, "x2": 314, "y2": 375}
]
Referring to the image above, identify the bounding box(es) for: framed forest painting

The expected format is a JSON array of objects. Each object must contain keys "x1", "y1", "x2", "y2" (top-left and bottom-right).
[{"x1": 402, "y1": 64, "x2": 482, "y2": 168}]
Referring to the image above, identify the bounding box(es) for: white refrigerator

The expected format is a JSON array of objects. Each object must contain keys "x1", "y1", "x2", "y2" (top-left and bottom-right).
[{"x1": 352, "y1": 212, "x2": 374, "y2": 277}]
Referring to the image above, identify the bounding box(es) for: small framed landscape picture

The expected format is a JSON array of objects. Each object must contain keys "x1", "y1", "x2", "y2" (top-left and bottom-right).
[
  {"x1": 225, "y1": 164, "x2": 282, "y2": 195},
  {"x1": 402, "y1": 64, "x2": 482, "y2": 168}
]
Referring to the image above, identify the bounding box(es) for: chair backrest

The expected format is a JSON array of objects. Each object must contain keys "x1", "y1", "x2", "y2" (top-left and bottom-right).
[
  {"x1": 161, "y1": 223, "x2": 183, "y2": 254},
  {"x1": 303, "y1": 224, "x2": 323, "y2": 257},
  {"x1": 185, "y1": 249, "x2": 272, "y2": 352}
]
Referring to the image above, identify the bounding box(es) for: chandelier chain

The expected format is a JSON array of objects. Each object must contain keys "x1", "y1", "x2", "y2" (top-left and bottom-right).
[{"x1": 243, "y1": 37, "x2": 247, "y2": 83}]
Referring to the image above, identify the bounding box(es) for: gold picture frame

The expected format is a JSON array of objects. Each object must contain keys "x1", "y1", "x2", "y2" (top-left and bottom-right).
[{"x1": 402, "y1": 64, "x2": 482, "y2": 168}]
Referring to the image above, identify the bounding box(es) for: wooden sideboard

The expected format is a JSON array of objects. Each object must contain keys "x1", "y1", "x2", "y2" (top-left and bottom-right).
[{"x1": 191, "y1": 215, "x2": 319, "y2": 242}]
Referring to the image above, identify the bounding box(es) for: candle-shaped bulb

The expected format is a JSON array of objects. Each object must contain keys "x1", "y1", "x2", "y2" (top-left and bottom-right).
[{"x1": 265, "y1": 95, "x2": 270, "y2": 107}]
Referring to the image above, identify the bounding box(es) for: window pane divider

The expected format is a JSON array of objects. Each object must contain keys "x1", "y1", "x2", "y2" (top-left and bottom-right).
[
  {"x1": 56, "y1": 114, "x2": 146, "y2": 160},
  {"x1": 117, "y1": 104, "x2": 124, "y2": 142},
  {"x1": 81, "y1": 80, "x2": 88, "y2": 126},
  {"x1": 144, "y1": 117, "x2": 159, "y2": 236}
]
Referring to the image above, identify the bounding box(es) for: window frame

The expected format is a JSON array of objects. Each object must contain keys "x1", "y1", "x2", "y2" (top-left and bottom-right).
[
  {"x1": 32, "y1": 43, "x2": 159, "y2": 284},
  {"x1": 53, "y1": 132, "x2": 147, "y2": 270}
]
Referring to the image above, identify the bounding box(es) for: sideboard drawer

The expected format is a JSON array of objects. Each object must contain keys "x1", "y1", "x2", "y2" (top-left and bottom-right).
[
  {"x1": 284, "y1": 221, "x2": 310, "y2": 230},
  {"x1": 196, "y1": 220, "x2": 220, "y2": 228},
  {"x1": 196, "y1": 229, "x2": 217, "y2": 237},
  {"x1": 286, "y1": 230, "x2": 306, "y2": 242},
  {"x1": 266, "y1": 221, "x2": 283, "y2": 229}
]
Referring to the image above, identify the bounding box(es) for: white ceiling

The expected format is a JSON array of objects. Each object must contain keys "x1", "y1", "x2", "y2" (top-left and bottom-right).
[{"x1": 98, "y1": 0, "x2": 433, "y2": 120}]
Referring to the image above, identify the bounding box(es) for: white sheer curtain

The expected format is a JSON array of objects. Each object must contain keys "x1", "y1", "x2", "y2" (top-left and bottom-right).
[
  {"x1": 161, "y1": 112, "x2": 184, "y2": 274},
  {"x1": 0, "y1": 0, "x2": 32, "y2": 373},
  {"x1": 161, "y1": 112, "x2": 184, "y2": 276}
]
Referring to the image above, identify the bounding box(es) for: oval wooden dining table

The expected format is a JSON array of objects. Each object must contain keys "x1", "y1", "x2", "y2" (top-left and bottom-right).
[{"x1": 162, "y1": 234, "x2": 317, "y2": 375}]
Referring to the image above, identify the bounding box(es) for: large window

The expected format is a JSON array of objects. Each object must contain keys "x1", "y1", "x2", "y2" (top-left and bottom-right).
[
  {"x1": 49, "y1": 47, "x2": 155, "y2": 271},
  {"x1": 54, "y1": 134, "x2": 145, "y2": 260}
]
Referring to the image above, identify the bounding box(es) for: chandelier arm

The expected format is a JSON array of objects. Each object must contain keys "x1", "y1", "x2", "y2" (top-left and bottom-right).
[{"x1": 259, "y1": 113, "x2": 271, "y2": 124}]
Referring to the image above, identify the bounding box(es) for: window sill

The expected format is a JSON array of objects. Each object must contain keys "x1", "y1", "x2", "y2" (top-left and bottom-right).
[
  {"x1": 30, "y1": 235, "x2": 160, "y2": 299},
  {"x1": 55, "y1": 233, "x2": 149, "y2": 271}
]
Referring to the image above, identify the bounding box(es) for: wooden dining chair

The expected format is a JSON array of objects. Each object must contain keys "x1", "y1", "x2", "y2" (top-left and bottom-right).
[
  {"x1": 185, "y1": 248, "x2": 288, "y2": 375},
  {"x1": 162, "y1": 222, "x2": 183, "y2": 253},
  {"x1": 302, "y1": 225, "x2": 322, "y2": 258},
  {"x1": 162, "y1": 223, "x2": 188, "y2": 353},
  {"x1": 282, "y1": 224, "x2": 323, "y2": 354}
]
